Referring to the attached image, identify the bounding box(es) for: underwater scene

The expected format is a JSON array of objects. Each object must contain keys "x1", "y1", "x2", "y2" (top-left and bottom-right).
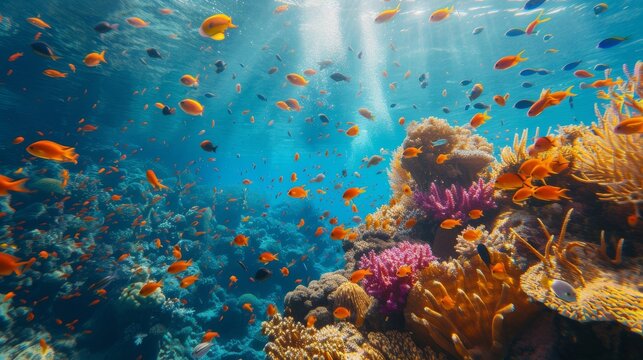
[{"x1": 0, "y1": 0, "x2": 641, "y2": 359}]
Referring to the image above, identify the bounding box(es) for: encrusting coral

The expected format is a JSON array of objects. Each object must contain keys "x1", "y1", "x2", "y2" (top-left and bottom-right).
[
  {"x1": 399, "y1": 117, "x2": 494, "y2": 189},
  {"x1": 414, "y1": 178, "x2": 496, "y2": 222},
  {"x1": 329, "y1": 281, "x2": 372, "y2": 328},
  {"x1": 405, "y1": 251, "x2": 538, "y2": 359},
  {"x1": 366, "y1": 331, "x2": 447, "y2": 360},
  {"x1": 514, "y1": 208, "x2": 643, "y2": 335}
]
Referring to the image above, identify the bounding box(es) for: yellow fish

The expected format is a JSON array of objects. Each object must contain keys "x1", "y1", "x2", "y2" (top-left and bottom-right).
[{"x1": 199, "y1": 14, "x2": 237, "y2": 41}]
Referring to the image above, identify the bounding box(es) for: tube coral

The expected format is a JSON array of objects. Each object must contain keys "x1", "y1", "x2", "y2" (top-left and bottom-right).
[
  {"x1": 414, "y1": 178, "x2": 496, "y2": 221},
  {"x1": 358, "y1": 242, "x2": 436, "y2": 314}
]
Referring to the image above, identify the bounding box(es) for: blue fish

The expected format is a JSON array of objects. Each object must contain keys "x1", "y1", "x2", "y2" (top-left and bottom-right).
[
  {"x1": 536, "y1": 69, "x2": 553, "y2": 75},
  {"x1": 543, "y1": 34, "x2": 554, "y2": 41},
  {"x1": 474, "y1": 102, "x2": 490, "y2": 110},
  {"x1": 550, "y1": 279, "x2": 577, "y2": 302},
  {"x1": 472, "y1": 27, "x2": 484, "y2": 35},
  {"x1": 31, "y1": 41, "x2": 60, "y2": 60},
  {"x1": 476, "y1": 243, "x2": 491, "y2": 268},
  {"x1": 594, "y1": 64, "x2": 610, "y2": 71},
  {"x1": 464, "y1": 104, "x2": 470, "y2": 111},
  {"x1": 522, "y1": 82, "x2": 534, "y2": 88},
  {"x1": 432, "y1": 139, "x2": 448, "y2": 147},
  {"x1": 257, "y1": 94, "x2": 267, "y2": 101},
  {"x1": 204, "y1": 92, "x2": 216, "y2": 98},
  {"x1": 524, "y1": 0, "x2": 546, "y2": 10},
  {"x1": 593, "y1": 3, "x2": 608, "y2": 15},
  {"x1": 460, "y1": 79, "x2": 472, "y2": 86},
  {"x1": 514, "y1": 99, "x2": 535, "y2": 109},
  {"x1": 390, "y1": 103, "x2": 397, "y2": 108},
  {"x1": 505, "y1": 28, "x2": 526, "y2": 37},
  {"x1": 597, "y1": 37, "x2": 627, "y2": 49},
  {"x1": 520, "y1": 69, "x2": 537, "y2": 76},
  {"x1": 562, "y1": 60, "x2": 582, "y2": 71},
  {"x1": 319, "y1": 113, "x2": 330, "y2": 124}
]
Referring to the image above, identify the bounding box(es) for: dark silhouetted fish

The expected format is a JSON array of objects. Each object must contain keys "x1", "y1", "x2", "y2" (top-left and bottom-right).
[
  {"x1": 318, "y1": 60, "x2": 333, "y2": 69},
  {"x1": 520, "y1": 68, "x2": 552, "y2": 76},
  {"x1": 505, "y1": 28, "x2": 526, "y2": 37},
  {"x1": 238, "y1": 260, "x2": 248, "y2": 272},
  {"x1": 267, "y1": 67, "x2": 278, "y2": 74},
  {"x1": 442, "y1": 107, "x2": 450, "y2": 113},
  {"x1": 420, "y1": 81, "x2": 428, "y2": 88},
  {"x1": 460, "y1": 79, "x2": 472, "y2": 86},
  {"x1": 562, "y1": 60, "x2": 582, "y2": 71},
  {"x1": 477, "y1": 243, "x2": 491, "y2": 268},
  {"x1": 215, "y1": 60, "x2": 227, "y2": 73},
  {"x1": 594, "y1": 64, "x2": 610, "y2": 71},
  {"x1": 275, "y1": 54, "x2": 282, "y2": 62},
  {"x1": 256, "y1": 94, "x2": 267, "y2": 101},
  {"x1": 412, "y1": 104, "x2": 418, "y2": 109},
  {"x1": 543, "y1": 34, "x2": 554, "y2": 41},
  {"x1": 94, "y1": 21, "x2": 118, "y2": 33},
  {"x1": 330, "y1": 72, "x2": 350, "y2": 82},
  {"x1": 31, "y1": 42, "x2": 60, "y2": 60},
  {"x1": 418, "y1": 73, "x2": 428, "y2": 82},
  {"x1": 254, "y1": 268, "x2": 272, "y2": 281},
  {"x1": 146, "y1": 48, "x2": 162, "y2": 58},
  {"x1": 474, "y1": 102, "x2": 490, "y2": 109},
  {"x1": 162, "y1": 106, "x2": 175, "y2": 115},
  {"x1": 521, "y1": 82, "x2": 534, "y2": 88},
  {"x1": 390, "y1": 103, "x2": 397, "y2": 108},
  {"x1": 319, "y1": 113, "x2": 330, "y2": 124},
  {"x1": 524, "y1": 0, "x2": 546, "y2": 10},
  {"x1": 227, "y1": 108, "x2": 232, "y2": 115},
  {"x1": 514, "y1": 99, "x2": 535, "y2": 109},
  {"x1": 597, "y1": 36, "x2": 627, "y2": 49},
  {"x1": 593, "y1": 3, "x2": 608, "y2": 15},
  {"x1": 358, "y1": 51, "x2": 363, "y2": 59},
  {"x1": 472, "y1": 27, "x2": 483, "y2": 35},
  {"x1": 464, "y1": 104, "x2": 471, "y2": 110},
  {"x1": 569, "y1": 96, "x2": 574, "y2": 109},
  {"x1": 139, "y1": 58, "x2": 147, "y2": 65},
  {"x1": 204, "y1": 92, "x2": 216, "y2": 98}
]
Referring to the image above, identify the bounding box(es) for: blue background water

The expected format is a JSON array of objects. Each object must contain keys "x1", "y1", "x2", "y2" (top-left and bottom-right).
[{"x1": 0, "y1": 0, "x2": 641, "y2": 358}]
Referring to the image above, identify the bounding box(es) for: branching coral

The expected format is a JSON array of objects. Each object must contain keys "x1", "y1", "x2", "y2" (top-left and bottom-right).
[
  {"x1": 399, "y1": 117, "x2": 494, "y2": 189},
  {"x1": 387, "y1": 148, "x2": 415, "y2": 198},
  {"x1": 405, "y1": 251, "x2": 538, "y2": 359},
  {"x1": 514, "y1": 209, "x2": 643, "y2": 335},
  {"x1": 329, "y1": 281, "x2": 372, "y2": 328},
  {"x1": 414, "y1": 178, "x2": 496, "y2": 221},
  {"x1": 359, "y1": 242, "x2": 436, "y2": 314}
]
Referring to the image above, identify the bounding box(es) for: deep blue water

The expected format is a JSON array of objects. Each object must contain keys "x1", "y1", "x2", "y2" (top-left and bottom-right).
[{"x1": 0, "y1": 0, "x2": 641, "y2": 359}]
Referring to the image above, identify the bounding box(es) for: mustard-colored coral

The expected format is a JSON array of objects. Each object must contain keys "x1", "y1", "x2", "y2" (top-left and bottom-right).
[
  {"x1": 366, "y1": 331, "x2": 446, "y2": 360},
  {"x1": 405, "y1": 251, "x2": 538, "y2": 359},
  {"x1": 329, "y1": 281, "x2": 372, "y2": 328},
  {"x1": 514, "y1": 209, "x2": 643, "y2": 335},
  {"x1": 387, "y1": 147, "x2": 415, "y2": 198}
]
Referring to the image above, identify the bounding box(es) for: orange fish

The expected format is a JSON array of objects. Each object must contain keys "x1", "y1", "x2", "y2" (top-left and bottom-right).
[
  {"x1": 314, "y1": 226, "x2": 325, "y2": 237},
  {"x1": 512, "y1": 186, "x2": 534, "y2": 204},
  {"x1": 83, "y1": 51, "x2": 106, "y2": 67},
  {"x1": 275, "y1": 101, "x2": 291, "y2": 111},
  {"x1": 155, "y1": 238, "x2": 163, "y2": 248},
  {"x1": 342, "y1": 187, "x2": 366, "y2": 202},
  {"x1": 435, "y1": 154, "x2": 449, "y2": 164},
  {"x1": 548, "y1": 86, "x2": 577, "y2": 104},
  {"x1": 581, "y1": 78, "x2": 623, "y2": 89},
  {"x1": 242, "y1": 303, "x2": 254, "y2": 312},
  {"x1": 525, "y1": 10, "x2": 550, "y2": 35},
  {"x1": 267, "y1": 303, "x2": 277, "y2": 317},
  {"x1": 111, "y1": 194, "x2": 122, "y2": 201},
  {"x1": 202, "y1": 331, "x2": 220, "y2": 342},
  {"x1": 180, "y1": 74, "x2": 199, "y2": 88},
  {"x1": 493, "y1": 93, "x2": 510, "y2": 106},
  {"x1": 333, "y1": 306, "x2": 351, "y2": 320},
  {"x1": 3, "y1": 292, "x2": 16, "y2": 302},
  {"x1": 358, "y1": 108, "x2": 376, "y2": 120},
  {"x1": 533, "y1": 186, "x2": 571, "y2": 201},
  {"x1": 350, "y1": 269, "x2": 373, "y2": 283},
  {"x1": 139, "y1": 280, "x2": 163, "y2": 296},
  {"x1": 274, "y1": 4, "x2": 289, "y2": 13},
  {"x1": 117, "y1": 253, "x2": 129, "y2": 262},
  {"x1": 179, "y1": 99, "x2": 204, "y2": 116},
  {"x1": 402, "y1": 147, "x2": 422, "y2": 158},
  {"x1": 228, "y1": 275, "x2": 238, "y2": 287},
  {"x1": 290, "y1": 172, "x2": 298, "y2": 182},
  {"x1": 461, "y1": 228, "x2": 482, "y2": 241},
  {"x1": 167, "y1": 259, "x2": 192, "y2": 274},
  {"x1": 232, "y1": 234, "x2": 249, "y2": 246},
  {"x1": 68, "y1": 63, "x2": 76, "y2": 72},
  {"x1": 429, "y1": 5, "x2": 455, "y2": 22},
  {"x1": 172, "y1": 245, "x2": 182, "y2": 259},
  {"x1": 146, "y1": 169, "x2": 169, "y2": 191},
  {"x1": 0, "y1": 175, "x2": 30, "y2": 196},
  {"x1": 494, "y1": 173, "x2": 529, "y2": 190},
  {"x1": 179, "y1": 274, "x2": 199, "y2": 288},
  {"x1": 494, "y1": 50, "x2": 527, "y2": 70},
  {"x1": 296, "y1": 218, "x2": 305, "y2": 228},
  {"x1": 287, "y1": 186, "x2": 309, "y2": 199},
  {"x1": 574, "y1": 70, "x2": 594, "y2": 78},
  {"x1": 285, "y1": 98, "x2": 302, "y2": 111},
  {"x1": 8, "y1": 52, "x2": 23, "y2": 62},
  {"x1": 402, "y1": 184, "x2": 412, "y2": 196},
  {"x1": 469, "y1": 111, "x2": 491, "y2": 128},
  {"x1": 468, "y1": 209, "x2": 483, "y2": 219},
  {"x1": 43, "y1": 69, "x2": 67, "y2": 78},
  {"x1": 614, "y1": 116, "x2": 643, "y2": 135},
  {"x1": 39, "y1": 338, "x2": 49, "y2": 354},
  {"x1": 330, "y1": 225, "x2": 348, "y2": 240},
  {"x1": 27, "y1": 17, "x2": 51, "y2": 29},
  {"x1": 404, "y1": 218, "x2": 417, "y2": 228},
  {"x1": 396, "y1": 265, "x2": 412, "y2": 277},
  {"x1": 303, "y1": 69, "x2": 317, "y2": 76},
  {"x1": 286, "y1": 73, "x2": 308, "y2": 86},
  {"x1": 440, "y1": 218, "x2": 462, "y2": 230},
  {"x1": 0, "y1": 253, "x2": 35, "y2": 276},
  {"x1": 280, "y1": 267, "x2": 290, "y2": 276},
  {"x1": 374, "y1": 2, "x2": 401, "y2": 23},
  {"x1": 306, "y1": 315, "x2": 317, "y2": 328},
  {"x1": 12, "y1": 136, "x2": 25, "y2": 145},
  {"x1": 126, "y1": 17, "x2": 149, "y2": 28},
  {"x1": 26, "y1": 140, "x2": 79, "y2": 164},
  {"x1": 258, "y1": 252, "x2": 278, "y2": 264},
  {"x1": 345, "y1": 125, "x2": 359, "y2": 137}
]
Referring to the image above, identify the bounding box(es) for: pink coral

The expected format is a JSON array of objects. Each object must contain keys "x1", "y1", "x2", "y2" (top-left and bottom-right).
[
  {"x1": 413, "y1": 178, "x2": 496, "y2": 221},
  {"x1": 358, "y1": 242, "x2": 436, "y2": 314}
]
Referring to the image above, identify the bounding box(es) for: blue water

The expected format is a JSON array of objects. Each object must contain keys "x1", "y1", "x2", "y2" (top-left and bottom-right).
[{"x1": 0, "y1": 0, "x2": 641, "y2": 359}]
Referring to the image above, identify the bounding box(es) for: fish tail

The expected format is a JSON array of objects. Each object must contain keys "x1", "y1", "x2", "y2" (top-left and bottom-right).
[
  {"x1": 64, "y1": 148, "x2": 79, "y2": 164},
  {"x1": 9, "y1": 177, "x2": 30, "y2": 193},
  {"x1": 565, "y1": 85, "x2": 577, "y2": 97},
  {"x1": 449, "y1": 5, "x2": 455, "y2": 13},
  {"x1": 517, "y1": 50, "x2": 527, "y2": 62},
  {"x1": 100, "y1": 50, "x2": 107, "y2": 63},
  {"x1": 15, "y1": 257, "x2": 36, "y2": 275},
  {"x1": 560, "y1": 189, "x2": 572, "y2": 200}
]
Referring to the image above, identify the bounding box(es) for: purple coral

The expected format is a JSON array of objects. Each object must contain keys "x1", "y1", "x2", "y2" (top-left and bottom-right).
[
  {"x1": 359, "y1": 242, "x2": 436, "y2": 314},
  {"x1": 413, "y1": 178, "x2": 496, "y2": 221}
]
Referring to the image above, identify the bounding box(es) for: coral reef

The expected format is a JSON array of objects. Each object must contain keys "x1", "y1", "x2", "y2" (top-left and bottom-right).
[
  {"x1": 284, "y1": 272, "x2": 348, "y2": 327},
  {"x1": 399, "y1": 117, "x2": 494, "y2": 189},
  {"x1": 515, "y1": 209, "x2": 643, "y2": 335},
  {"x1": 414, "y1": 178, "x2": 496, "y2": 222},
  {"x1": 366, "y1": 331, "x2": 446, "y2": 360},
  {"x1": 328, "y1": 281, "x2": 372, "y2": 328},
  {"x1": 405, "y1": 251, "x2": 539, "y2": 359},
  {"x1": 359, "y1": 242, "x2": 436, "y2": 314}
]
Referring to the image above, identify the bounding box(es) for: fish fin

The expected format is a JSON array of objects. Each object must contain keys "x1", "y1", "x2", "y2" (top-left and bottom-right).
[
  {"x1": 100, "y1": 50, "x2": 107, "y2": 63},
  {"x1": 229, "y1": 23, "x2": 238, "y2": 29},
  {"x1": 516, "y1": 50, "x2": 527, "y2": 62},
  {"x1": 449, "y1": 5, "x2": 455, "y2": 13},
  {"x1": 15, "y1": 257, "x2": 36, "y2": 275},
  {"x1": 212, "y1": 33, "x2": 225, "y2": 41},
  {"x1": 565, "y1": 85, "x2": 577, "y2": 97}
]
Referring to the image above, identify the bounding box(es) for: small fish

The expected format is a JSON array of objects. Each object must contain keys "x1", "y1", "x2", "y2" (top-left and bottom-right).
[
  {"x1": 464, "y1": 104, "x2": 470, "y2": 111},
  {"x1": 94, "y1": 21, "x2": 118, "y2": 33},
  {"x1": 524, "y1": 0, "x2": 546, "y2": 10},
  {"x1": 267, "y1": 66, "x2": 278, "y2": 74},
  {"x1": 514, "y1": 99, "x2": 535, "y2": 109},
  {"x1": 441, "y1": 107, "x2": 450, "y2": 114},
  {"x1": 318, "y1": 60, "x2": 333, "y2": 69},
  {"x1": 204, "y1": 92, "x2": 216, "y2": 98},
  {"x1": 357, "y1": 51, "x2": 363, "y2": 59},
  {"x1": 593, "y1": 64, "x2": 610, "y2": 71},
  {"x1": 472, "y1": 27, "x2": 483, "y2": 35},
  {"x1": 432, "y1": 139, "x2": 448, "y2": 147},
  {"x1": 521, "y1": 82, "x2": 534, "y2": 88},
  {"x1": 146, "y1": 48, "x2": 162, "y2": 59},
  {"x1": 192, "y1": 342, "x2": 214, "y2": 359},
  {"x1": 254, "y1": 268, "x2": 272, "y2": 281},
  {"x1": 505, "y1": 28, "x2": 526, "y2": 37},
  {"x1": 319, "y1": 113, "x2": 330, "y2": 124},
  {"x1": 256, "y1": 94, "x2": 267, "y2": 101},
  {"x1": 476, "y1": 243, "x2": 491, "y2": 267},
  {"x1": 139, "y1": 58, "x2": 147, "y2": 65},
  {"x1": 561, "y1": 60, "x2": 582, "y2": 71},
  {"x1": 390, "y1": 103, "x2": 396, "y2": 108},
  {"x1": 597, "y1": 36, "x2": 627, "y2": 49},
  {"x1": 214, "y1": 60, "x2": 227, "y2": 73},
  {"x1": 31, "y1": 42, "x2": 60, "y2": 60},
  {"x1": 460, "y1": 79, "x2": 472, "y2": 86},
  {"x1": 420, "y1": 81, "x2": 428, "y2": 89},
  {"x1": 550, "y1": 279, "x2": 577, "y2": 302},
  {"x1": 543, "y1": 34, "x2": 554, "y2": 41},
  {"x1": 419, "y1": 73, "x2": 428, "y2": 82},
  {"x1": 275, "y1": 54, "x2": 282, "y2": 62},
  {"x1": 473, "y1": 102, "x2": 490, "y2": 110},
  {"x1": 330, "y1": 72, "x2": 350, "y2": 82},
  {"x1": 593, "y1": 3, "x2": 608, "y2": 15},
  {"x1": 238, "y1": 260, "x2": 248, "y2": 272}
]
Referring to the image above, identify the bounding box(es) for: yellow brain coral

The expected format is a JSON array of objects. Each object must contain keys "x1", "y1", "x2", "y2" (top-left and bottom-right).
[
  {"x1": 329, "y1": 281, "x2": 372, "y2": 327},
  {"x1": 405, "y1": 251, "x2": 538, "y2": 359},
  {"x1": 514, "y1": 209, "x2": 643, "y2": 335}
]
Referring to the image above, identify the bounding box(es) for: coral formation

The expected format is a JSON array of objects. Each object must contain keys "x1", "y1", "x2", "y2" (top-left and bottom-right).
[
  {"x1": 405, "y1": 251, "x2": 539, "y2": 359},
  {"x1": 359, "y1": 242, "x2": 436, "y2": 314},
  {"x1": 515, "y1": 209, "x2": 643, "y2": 335},
  {"x1": 366, "y1": 331, "x2": 446, "y2": 360},
  {"x1": 284, "y1": 272, "x2": 348, "y2": 326},
  {"x1": 329, "y1": 281, "x2": 372, "y2": 328},
  {"x1": 414, "y1": 178, "x2": 496, "y2": 221}
]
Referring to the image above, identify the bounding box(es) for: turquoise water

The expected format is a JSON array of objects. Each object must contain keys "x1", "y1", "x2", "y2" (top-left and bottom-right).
[{"x1": 0, "y1": 0, "x2": 641, "y2": 359}]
